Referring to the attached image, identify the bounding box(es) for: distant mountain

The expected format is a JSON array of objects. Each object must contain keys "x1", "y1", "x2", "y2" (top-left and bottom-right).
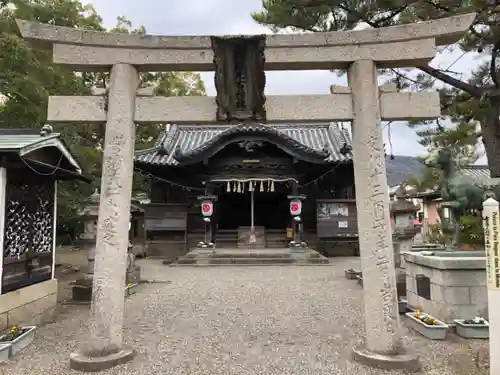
[{"x1": 385, "y1": 155, "x2": 424, "y2": 187}]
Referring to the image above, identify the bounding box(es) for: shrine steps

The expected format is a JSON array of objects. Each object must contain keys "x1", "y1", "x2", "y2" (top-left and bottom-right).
[
  {"x1": 215, "y1": 230, "x2": 238, "y2": 248},
  {"x1": 170, "y1": 248, "x2": 330, "y2": 266},
  {"x1": 265, "y1": 229, "x2": 288, "y2": 248}
]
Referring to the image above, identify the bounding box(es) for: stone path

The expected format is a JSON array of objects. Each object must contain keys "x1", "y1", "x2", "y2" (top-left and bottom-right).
[{"x1": 1, "y1": 258, "x2": 488, "y2": 375}]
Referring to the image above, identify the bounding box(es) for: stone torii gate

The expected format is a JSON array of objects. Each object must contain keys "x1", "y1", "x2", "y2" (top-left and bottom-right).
[{"x1": 17, "y1": 14, "x2": 474, "y2": 372}]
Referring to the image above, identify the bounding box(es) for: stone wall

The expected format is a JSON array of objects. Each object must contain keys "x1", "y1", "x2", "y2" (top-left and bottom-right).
[
  {"x1": 319, "y1": 239, "x2": 359, "y2": 256},
  {"x1": 146, "y1": 241, "x2": 189, "y2": 260},
  {"x1": 0, "y1": 279, "x2": 58, "y2": 331},
  {"x1": 405, "y1": 252, "x2": 487, "y2": 323}
]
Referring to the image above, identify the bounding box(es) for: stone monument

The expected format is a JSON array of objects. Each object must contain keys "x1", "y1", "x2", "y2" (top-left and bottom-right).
[{"x1": 16, "y1": 14, "x2": 475, "y2": 372}]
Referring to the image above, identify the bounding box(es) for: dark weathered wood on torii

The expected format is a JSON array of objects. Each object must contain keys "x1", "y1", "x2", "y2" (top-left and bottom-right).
[{"x1": 211, "y1": 36, "x2": 266, "y2": 122}]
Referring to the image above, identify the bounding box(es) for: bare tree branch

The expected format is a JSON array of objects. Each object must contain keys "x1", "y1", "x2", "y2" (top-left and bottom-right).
[
  {"x1": 416, "y1": 65, "x2": 484, "y2": 96},
  {"x1": 334, "y1": 4, "x2": 484, "y2": 97}
]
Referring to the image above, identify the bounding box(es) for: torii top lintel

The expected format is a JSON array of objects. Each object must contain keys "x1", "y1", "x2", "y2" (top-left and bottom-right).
[{"x1": 16, "y1": 14, "x2": 475, "y2": 72}]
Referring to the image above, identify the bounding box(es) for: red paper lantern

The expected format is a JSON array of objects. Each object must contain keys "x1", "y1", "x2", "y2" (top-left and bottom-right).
[
  {"x1": 201, "y1": 201, "x2": 213, "y2": 217},
  {"x1": 290, "y1": 200, "x2": 301, "y2": 216}
]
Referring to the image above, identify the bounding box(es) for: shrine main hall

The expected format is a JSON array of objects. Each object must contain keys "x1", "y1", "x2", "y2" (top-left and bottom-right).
[{"x1": 134, "y1": 122, "x2": 359, "y2": 257}]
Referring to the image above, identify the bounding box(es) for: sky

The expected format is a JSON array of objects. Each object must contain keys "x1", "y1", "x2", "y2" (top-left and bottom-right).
[{"x1": 83, "y1": 0, "x2": 483, "y2": 161}]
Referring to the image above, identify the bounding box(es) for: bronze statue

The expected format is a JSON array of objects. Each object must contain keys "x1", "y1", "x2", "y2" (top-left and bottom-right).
[{"x1": 424, "y1": 148, "x2": 500, "y2": 250}]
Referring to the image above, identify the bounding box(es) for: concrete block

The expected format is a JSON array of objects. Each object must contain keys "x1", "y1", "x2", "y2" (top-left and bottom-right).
[
  {"x1": 430, "y1": 284, "x2": 470, "y2": 305},
  {"x1": 404, "y1": 251, "x2": 486, "y2": 270},
  {"x1": 7, "y1": 293, "x2": 57, "y2": 326},
  {"x1": 406, "y1": 263, "x2": 433, "y2": 278},
  {"x1": 443, "y1": 286, "x2": 471, "y2": 305},
  {"x1": 406, "y1": 275, "x2": 416, "y2": 293},
  {"x1": 406, "y1": 263, "x2": 422, "y2": 277},
  {"x1": 0, "y1": 313, "x2": 7, "y2": 331},
  {"x1": 470, "y1": 286, "x2": 488, "y2": 305},
  {"x1": 407, "y1": 291, "x2": 431, "y2": 312},
  {"x1": 407, "y1": 290, "x2": 418, "y2": 308},
  {"x1": 34, "y1": 306, "x2": 57, "y2": 326},
  {"x1": 429, "y1": 283, "x2": 444, "y2": 302},
  {"x1": 0, "y1": 279, "x2": 58, "y2": 315},
  {"x1": 432, "y1": 270, "x2": 486, "y2": 287}
]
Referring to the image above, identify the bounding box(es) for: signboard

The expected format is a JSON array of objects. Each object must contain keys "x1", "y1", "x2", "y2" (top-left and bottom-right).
[
  {"x1": 483, "y1": 206, "x2": 500, "y2": 290},
  {"x1": 290, "y1": 199, "x2": 302, "y2": 216},
  {"x1": 201, "y1": 201, "x2": 213, "y2": 217},
  {"x1": 316, "y1": 200, "x2": 358, "y2": 238},
  {"x1": 143, "y1": 204, "x2": 187, "y2": 231},
  {"x1": 317, "y1": 202, "x2": 348, "y2": 219}
]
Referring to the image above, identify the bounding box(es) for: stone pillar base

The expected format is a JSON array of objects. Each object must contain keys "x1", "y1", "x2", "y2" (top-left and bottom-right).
[
  {"x1": 352, "y1": 345, "x2": 420, "y2": 373},
  {"x1": 72, "y1": 275, "x2": 94, "y2": 302},
  {"x1": 69, "y1": 347, "x2": 136, "y2": 372},
  {"x1": 72, "y1": 284, "x2": 93, "y2": 302},
  {"x1": 396, "y1": 269, "x2": 407, "y2": 298}
]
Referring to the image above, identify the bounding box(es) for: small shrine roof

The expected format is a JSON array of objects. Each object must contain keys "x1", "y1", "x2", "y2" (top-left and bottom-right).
[{"x1": 0, "y1": 127, "x2": 89, "y2": 182}]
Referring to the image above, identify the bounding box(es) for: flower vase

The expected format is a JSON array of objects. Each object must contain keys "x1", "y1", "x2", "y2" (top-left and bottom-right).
[
  {"x1": 405, "y1": 312, "x2": 448, "y2": 340},
  {"x1": 0, "y1": 326, "x2": 37, "y2": 356}
]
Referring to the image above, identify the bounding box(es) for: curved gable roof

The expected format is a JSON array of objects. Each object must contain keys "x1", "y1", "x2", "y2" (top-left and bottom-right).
[{"x1": 135, "y1": 123, "x2": 352, "y2": 166}]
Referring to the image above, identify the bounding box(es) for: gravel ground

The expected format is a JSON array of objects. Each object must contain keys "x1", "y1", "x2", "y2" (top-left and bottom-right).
[{"x1": 1, "y1": 258, "x2": 488, "y2": 375}]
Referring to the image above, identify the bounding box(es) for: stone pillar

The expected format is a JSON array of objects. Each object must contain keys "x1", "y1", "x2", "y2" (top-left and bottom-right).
[
  {"x1": 348, "y1": 60, "x2": 419, "y2": 372},
  {"x1": 70, "y1": 63, "x2": 138, "y2": 371}
]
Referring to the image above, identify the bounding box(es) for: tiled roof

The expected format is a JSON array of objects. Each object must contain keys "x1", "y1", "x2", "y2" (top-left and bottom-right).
[
  {"x1": 0, "y1": 130, "x2": 59, "y2": 151},
  {"x1": 403, "y1": 165, "x2": 493, "y2": 198},
  {"x1": 459, "y1": 165, "x2": 491, "y2": 182},
  {"x1": 135, "y1": 123, "x2": 353, "y2": 166}
]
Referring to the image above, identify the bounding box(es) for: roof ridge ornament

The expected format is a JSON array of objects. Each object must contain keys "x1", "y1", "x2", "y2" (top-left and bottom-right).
[{"x1": 40, "y1": 124, "x2": 53, "y2": 136}]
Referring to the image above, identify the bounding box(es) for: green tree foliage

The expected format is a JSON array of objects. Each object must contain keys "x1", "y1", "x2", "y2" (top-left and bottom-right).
[
  {"x1": 252, "y1": 0, "x2": 500, "y2": 176},
  {"x1": 459, "y1": 214, "x2": 484, "y2": 247},
  {"x1": 406, "y1": 118, "x2": 481, "y2": 194},
  {"x1": 0, "y1": 0, "x2": 206, "y2": 239}
]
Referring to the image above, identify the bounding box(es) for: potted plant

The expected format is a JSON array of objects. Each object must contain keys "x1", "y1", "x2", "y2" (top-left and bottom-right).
[
  {"x1": 0, "y1": 325, "x2": 37, "y2": 356},
  {"x1": 454, "y1": 317, "x2": 489, "y2": 339},
  {"x1": 0, "y1": 343, "x2": 11, "y2": 363},
  {"x1": 406, "y1": 310, "x2": 448, "y2": 340},
  {"x1": 344, "y1": 269, "x2": 360, "y2": 280},
  {"x1": 125, "y1": 282, "x2": 139, "y2": 297}
]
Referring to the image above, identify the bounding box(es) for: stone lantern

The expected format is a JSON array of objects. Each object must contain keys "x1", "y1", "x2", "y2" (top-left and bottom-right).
[
  {"x1": 390, "y1": 188, "x2": 420, "y2": 298},
  {"x1": 73, "y1": 189, "x2": 141, "y2": 302},
  {"x1": 79, "y1": 188, "x2": 100, "y2": 243}
]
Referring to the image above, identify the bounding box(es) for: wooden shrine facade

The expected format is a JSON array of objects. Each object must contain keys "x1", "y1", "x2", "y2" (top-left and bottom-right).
[
  {"x1": 135, "y1": 122, "x2": 360, "y2": 257},
  {"x1": 0, "y1": 127, "x2": 89, "y2": 295}
]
